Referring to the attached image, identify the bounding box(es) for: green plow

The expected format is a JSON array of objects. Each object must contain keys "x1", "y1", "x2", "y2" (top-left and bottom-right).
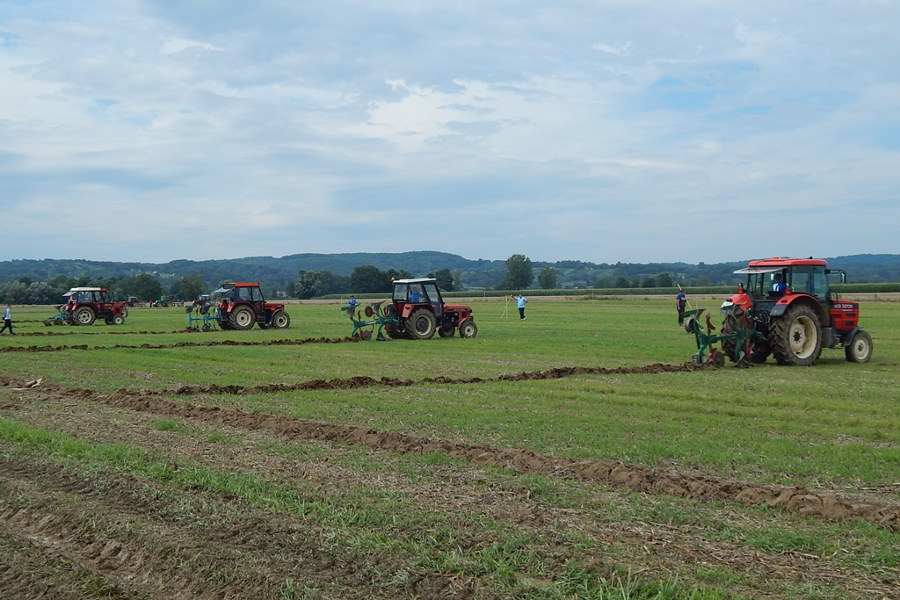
[
  {"x1": 342, "y1": 300, "x2": 399, "y2": 340},
  {"x1": 682, "y1": 307, "x2": 763, "y2": 367}
]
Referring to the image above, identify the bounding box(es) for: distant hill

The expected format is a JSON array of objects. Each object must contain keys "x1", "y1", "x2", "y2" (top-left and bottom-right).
[{"x1": 1, "y1": 252, "x2": 898, "y2": 292}]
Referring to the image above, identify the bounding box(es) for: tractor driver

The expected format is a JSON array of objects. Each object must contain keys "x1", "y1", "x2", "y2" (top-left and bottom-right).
[{"x1": 770, "y1": 273, "x2": 787, "y2": 297}]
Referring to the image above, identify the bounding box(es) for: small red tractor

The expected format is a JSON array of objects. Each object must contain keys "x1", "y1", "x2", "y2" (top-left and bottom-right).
[
  {"x1": 684, "y1": 257, "x2": 873, "y2": 366},
  {"x1": 344, "y1": 278, "x2": 477, "y2": 340},
  {"x1": 211, "y1": 282, "x2": 291, "y2": 330},
  {"x1": 50, "y1": 287, "x2": 129, "y2": 326}
]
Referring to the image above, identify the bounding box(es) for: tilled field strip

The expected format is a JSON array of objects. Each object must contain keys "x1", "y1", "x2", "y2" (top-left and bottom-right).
[{"x1": 8, "y1": 373, "x2": 897, "y2": 530}]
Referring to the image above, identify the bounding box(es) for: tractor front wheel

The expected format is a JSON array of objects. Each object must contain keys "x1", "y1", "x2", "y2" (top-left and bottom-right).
[
  {"x1": 459, "y1": 319, "x2": 478, "y2": 339},
  {"x1": 770, "y1": 304, "x2": 822, "y2": 366},
  {"x1": 408, "y1": 309, "x2": 437, "y2": 339},
  {"x1": 844, "y1": 330, "x2": 873, "y2": 363},
  {"x1": 438, "y1": 322, "x2": 455, "y2": 338},
  {"x1": 230, "y1": 307, "x2": 256, "y2": 330},
  {"x1": 271, "y1": 310, "x2": 291, "y2": 329},
  {"x1": 73, "y1": 307, "x2": 96, "y2": 326}
]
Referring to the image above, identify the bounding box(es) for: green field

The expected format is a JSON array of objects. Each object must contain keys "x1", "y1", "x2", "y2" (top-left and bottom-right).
[{"x1": 1, "y1": 297, "x2": 897, "y2": 599}]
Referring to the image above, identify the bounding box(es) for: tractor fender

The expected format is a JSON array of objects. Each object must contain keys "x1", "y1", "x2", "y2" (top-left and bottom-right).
[{"x1": 769, "y1": 294, "x2": 827, "y2": 324}]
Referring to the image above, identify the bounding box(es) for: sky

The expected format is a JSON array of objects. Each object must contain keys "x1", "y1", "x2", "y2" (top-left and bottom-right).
[{"x1": 2, "y1": 1, "x2": 899, "y2": 266}]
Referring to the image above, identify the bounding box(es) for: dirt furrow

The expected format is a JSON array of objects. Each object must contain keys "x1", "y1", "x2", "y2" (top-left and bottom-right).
[
  {"x1": 0, "y1": 336, "x2": 358, "y2": 352},
  {"x1": 23, "y1": 381, "x2": 896, "y2": 529}
]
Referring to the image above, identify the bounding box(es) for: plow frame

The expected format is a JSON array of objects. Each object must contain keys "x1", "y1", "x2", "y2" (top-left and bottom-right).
[
  {"x1": 342, "y1": 300, "x2": 399, "y2": 340},
  {"x1": 186, "y1": 302, "x2": 221, "y2": 331},
  {"x1": 682, "y1": 307, "x2": 763, "y2": 367}
]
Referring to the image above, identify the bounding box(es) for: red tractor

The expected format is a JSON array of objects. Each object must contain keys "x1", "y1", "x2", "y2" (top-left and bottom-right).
[
  {"x1": 384, "y1": 278, "x2": 477, "y2": 339},
  {"x1": 62, "y1": 287, "x2": 129, "y2": 325},
  {"x1": 213, "y1": 282, "x2": 291, "y2": 330},
  {"x1": 717, "y1": 257, "x2": 873, "y2": 366}
]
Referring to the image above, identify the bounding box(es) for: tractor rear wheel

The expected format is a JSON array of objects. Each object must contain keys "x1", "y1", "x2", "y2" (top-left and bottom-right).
[
  {"x1": 408, "y1": 309, "x2": 437, "y2": 339},
  {"x1": 844, "y1": 330, "x2": 873, "y2": 363},
  {"x1": 770, "y1": 304, "x2": 822, "y2": 366},
  {"x1": 459, "y1": 319, "x2": 478, "y2": 338},
  {"x1": 73, "y1": 307, "x2": 96, "y2": 326},
  {"x1": 271, "y1": 310, "x2": 291, "y2": 329},
  {"x1": 230, "y1": 306, "x2": 256, "y2": 330}
]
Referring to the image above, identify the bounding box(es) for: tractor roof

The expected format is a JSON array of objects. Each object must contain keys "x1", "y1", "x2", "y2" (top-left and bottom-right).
[
  {"x1": 392, "y1": 278, "x2": 436, "y2": 285},
  {"x1": 221, "y1": 282, "x2": 260, "y2": 287},
  {"x1": 745, "y1": 257, "x2": 828, "y2": 268},
  {"x1": 65, "y1": 287, "x2": 106, "y2": 293}
]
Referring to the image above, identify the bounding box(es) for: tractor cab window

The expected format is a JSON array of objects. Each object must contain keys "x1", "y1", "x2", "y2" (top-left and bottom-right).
[
  {"x1": 422, "y1": 283, "x2": 441, "y2": 303},
  {"x1": 393, "y1": 284, "x2": 409, "y2": 302},
  {"x1": 790, "y1": 268, "x2": 827, "y2": 298}
]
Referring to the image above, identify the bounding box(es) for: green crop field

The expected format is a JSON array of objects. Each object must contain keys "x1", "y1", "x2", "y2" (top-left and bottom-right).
[{"x1": 0, "y1": 297, "x2": 897, "y2": 599}]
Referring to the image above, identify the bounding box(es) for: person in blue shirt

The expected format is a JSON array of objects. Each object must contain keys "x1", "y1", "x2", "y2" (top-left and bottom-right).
[
  {"x1": 515, "y1": 294, "x2": 528, "y2": 319},
  {"x1": 770, "y1": 273, "x2": 787, "y2": 296},
  {"x1": 1, "y1": 305, "x2": 13, "y2": 335},
  {"x1": 675, "y1": 290, "x2": 687, "y2": 324}
]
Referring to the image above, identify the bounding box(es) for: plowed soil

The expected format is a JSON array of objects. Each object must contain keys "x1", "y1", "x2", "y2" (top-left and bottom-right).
[{"x1": 2, "y1": 366, "x2": 898, "y2": 599}]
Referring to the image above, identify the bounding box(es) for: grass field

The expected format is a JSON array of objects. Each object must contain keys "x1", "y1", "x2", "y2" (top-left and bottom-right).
[{"x1": 0, "y1": 297, "x2": 897, "y2": 599}]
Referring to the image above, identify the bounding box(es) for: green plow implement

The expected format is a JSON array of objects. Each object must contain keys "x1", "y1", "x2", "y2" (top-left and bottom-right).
[
  {"x1": 342, "y1": 300, "x2": 399, "y2": 340},
  {"x1": 682, "y1": 306, "x2": 764, "y2": 367}
]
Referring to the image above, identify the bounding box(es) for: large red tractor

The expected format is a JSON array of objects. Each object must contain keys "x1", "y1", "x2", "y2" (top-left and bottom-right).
[
  {"x1": 383, "y1": 278, "x2": 477, "y2": 340},
  {"x1": 213, "y1": 282, "x2": 291, "y2": 330},
  {"x1": 714, "y1": 257, "x2": 873, "y2": 366}
]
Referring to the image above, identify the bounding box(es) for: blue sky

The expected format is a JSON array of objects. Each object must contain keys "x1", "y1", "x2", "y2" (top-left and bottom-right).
[{"x1": 2, "y1": 1, "x2": 898, "y2": 265}]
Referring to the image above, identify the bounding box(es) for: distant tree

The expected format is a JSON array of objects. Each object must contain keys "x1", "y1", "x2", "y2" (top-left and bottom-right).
[
  {"x1": 350, "y1": 265, "x2": 390, "y2": 293},
  {"x1": 127, "y1": 273, "x2": 163, "y2": 301},
  {"x1": 656, "y1": 272, "x2": 674, "y2": 288},
  {"x1": 452, "y1": 269, "x2": 463, "y2": 291},
  {"x1": 428, "y1": 268, "x2": 455, "y2": 291},
  {"x1": 384, "y1": 268, "x2": 413, "y2": 282},
  {"x1": 173, "y1": 274, "x2": 208, "y2": 301},
  {"x1": 296, "y1": 270, "x2": 343, "y2": 299},
  {"x1": 537, "y1": 267, "x2": 557, "y2": 290},
  {"x1": 500, "y1": 254, "x2": 533, "y2": 290},
  {"x1": 614, "y1": 276, "x2": 631, "y2": 289}
]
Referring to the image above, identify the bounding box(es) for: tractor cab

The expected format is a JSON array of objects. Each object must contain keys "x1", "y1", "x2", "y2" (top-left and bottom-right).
[{"x1": 392, "y1": 278, "x2": 444, "y2": 319}]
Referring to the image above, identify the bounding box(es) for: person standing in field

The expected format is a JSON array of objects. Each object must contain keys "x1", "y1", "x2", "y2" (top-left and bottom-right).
[
  {"x1": 676, "y1": 289, "x2": 687, "y2": 324},
  {"x1": 515, "y1": 294, "x2": 528, "y2": 319},
  {"x1": 1, "y1": 304, "x2": 13, "y2": 335}
]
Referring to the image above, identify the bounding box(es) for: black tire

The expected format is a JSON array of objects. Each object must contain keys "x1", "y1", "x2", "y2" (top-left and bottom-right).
[
  {"x1": 438, "y1": 322, "x2": 455, "y2": 338},
  {"x1": 271, "y1": 310, "x2": 291, "y2": 329},
  {"x1": 845, "y1": 330, "x2": 873, "y2": 363},
  {"x1": 408, "y1": 309, "x2": 437, "y2": 339},
  {"x1": 230, "y1": 306, "x2": 256, "y2": 330},
  {"x1": 770, "y1": 304, "x2": 822, "y2": 366},
  {"x1": 384, "y1": 323, "x2": 403, "y2": 339},
  {"x1": 73, "y1": 307, "x2": 95, "y2": 326},
  {"x1": 459, "y1": 319, "x2": 478, "y2": 339}
]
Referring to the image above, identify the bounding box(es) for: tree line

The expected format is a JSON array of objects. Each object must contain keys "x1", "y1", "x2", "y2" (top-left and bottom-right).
[{"x1": 3, "y1": 252, "x2": 897, "y2": 304}]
